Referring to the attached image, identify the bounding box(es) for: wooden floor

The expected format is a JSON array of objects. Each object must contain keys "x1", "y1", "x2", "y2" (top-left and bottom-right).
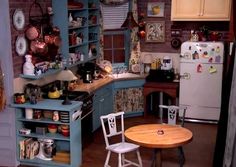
[{"x1": 82, "y1": 115, "x2": 217, "y2": 167}]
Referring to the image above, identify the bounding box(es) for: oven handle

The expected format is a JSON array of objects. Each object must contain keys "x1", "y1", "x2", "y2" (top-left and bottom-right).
[
  {"x1": 72, "y1": 110, "x2": 82, "y2": 121},
  {"x1": 81, "y1": 110, "x2": 93, "y2": 120}
]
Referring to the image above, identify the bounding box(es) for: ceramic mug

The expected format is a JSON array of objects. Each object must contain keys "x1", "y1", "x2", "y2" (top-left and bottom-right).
[{"x1": 25, "y1": 108, "x2": 33, "y2": 119}]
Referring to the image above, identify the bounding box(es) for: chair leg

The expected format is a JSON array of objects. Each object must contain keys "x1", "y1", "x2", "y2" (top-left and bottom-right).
[
  {"x1": 118, "y1": 153, "x2": 122, "y2": 167},
  {"x1": 178, "y1": 146, "x2": 185, "y2": 167},
  {"x1": 121, "y1": 154, "x2": 125, "y2": 165},
  {"x1": 104, "y1": 151, "x2": 111, "y2": 167},
  {"x1": 136, "y1": 150, "x2": 143, "y2": 167}
]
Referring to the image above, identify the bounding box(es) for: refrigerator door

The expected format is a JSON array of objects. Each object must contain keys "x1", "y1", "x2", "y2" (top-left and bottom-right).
[
  {"x1": 180, "y1": 42, "x2": 224, "y2": 64},
  {"x1": 180, "y1": 62, "x2": 223, "y2": 105},
  {"x1": 180, "y1": 62, "x2": 223, "y2": 120}
]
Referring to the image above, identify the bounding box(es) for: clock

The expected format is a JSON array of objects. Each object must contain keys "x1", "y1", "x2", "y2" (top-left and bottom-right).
[
  {"x1": 13, "y1": 9, "x2": 25, "y2": 30},
  {"x1": 15, "y1": 35, "x2": 27, "y2": 56}
]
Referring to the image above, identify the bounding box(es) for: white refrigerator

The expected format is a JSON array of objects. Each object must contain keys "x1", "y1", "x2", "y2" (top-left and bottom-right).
[{"x1": 179, "y1": 41, "x2": 224, "y2": 122}]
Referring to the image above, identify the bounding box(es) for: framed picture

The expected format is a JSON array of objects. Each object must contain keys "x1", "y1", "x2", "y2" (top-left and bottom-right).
[
  {"x1": 147, "y1": 2, "x2": 165, "y2": 17},
  {"x1": 145, "y1": 21, "x2": 165, "y2": 43}
]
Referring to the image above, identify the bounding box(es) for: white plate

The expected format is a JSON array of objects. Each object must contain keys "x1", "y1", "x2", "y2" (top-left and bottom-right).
[
  {"x1": 13, "y1": 9, "x2": 25, "y2": 30},
  {"x1": 15, "y1": 35, "x2": 27, "y2": 56}
]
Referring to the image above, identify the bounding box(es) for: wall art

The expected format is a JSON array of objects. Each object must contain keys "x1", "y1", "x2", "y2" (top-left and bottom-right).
[
  {"x1": 145, "y1": 21, "x2": 165, "y2": 43},
  {"x1": 147, "y1": 2, "x2": 165, "y2": 17}
]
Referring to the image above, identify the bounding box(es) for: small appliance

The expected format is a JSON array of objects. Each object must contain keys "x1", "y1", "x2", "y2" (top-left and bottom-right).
[
  {"x1": 36, "y1": 138, "x2": 55, "y2": 160},
  {"x1": 161, "y1": 56, "x2": 173, "y2": 70},
  {"x1": 83, "y1": 70, "x2": 93, "y2": 83}
]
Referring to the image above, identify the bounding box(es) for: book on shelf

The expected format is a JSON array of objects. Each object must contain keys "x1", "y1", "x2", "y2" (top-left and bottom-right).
[{"x1": 19, "y1": 138, "x2": 39, "y2": 160}]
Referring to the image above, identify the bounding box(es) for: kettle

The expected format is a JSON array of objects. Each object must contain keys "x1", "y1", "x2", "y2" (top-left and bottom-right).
[{"x1": 48, "y1": 85, "x2": 60, "y2": 99}]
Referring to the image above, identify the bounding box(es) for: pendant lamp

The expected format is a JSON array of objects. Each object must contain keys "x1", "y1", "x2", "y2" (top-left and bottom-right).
[{"x1": 121, "y1": 11, "x2": 139, "y2": 29}]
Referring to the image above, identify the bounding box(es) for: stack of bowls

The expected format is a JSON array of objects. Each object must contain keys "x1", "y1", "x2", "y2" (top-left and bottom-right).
[
  {"x1": 48, "y1": 124, "x2": 57, "y2": 133},
  {"x1": 60, "y1": 112, "x2": 69, "y2": 123},
  {"x1": 61, "y1": 125, "x2": 70, "y2": 137}
]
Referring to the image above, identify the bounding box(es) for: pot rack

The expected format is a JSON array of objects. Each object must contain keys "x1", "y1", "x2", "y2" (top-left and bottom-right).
[{"x1": 29, "y1": 0, "x2": 50, "y2": 25}]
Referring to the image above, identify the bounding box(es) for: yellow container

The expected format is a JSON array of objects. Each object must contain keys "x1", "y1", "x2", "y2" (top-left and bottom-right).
[{"x1": 151, "y1": 61, "x2": 157, "y2": 70}]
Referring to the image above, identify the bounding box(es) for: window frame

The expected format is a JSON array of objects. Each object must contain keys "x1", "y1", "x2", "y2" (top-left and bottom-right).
[{"x1": 103, "y1": 29, "x2": 130, "y2": 67}]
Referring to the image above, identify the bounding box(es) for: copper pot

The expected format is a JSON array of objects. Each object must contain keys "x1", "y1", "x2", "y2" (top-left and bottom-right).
[
  {"x1": 44, "y1": 35, "x2": 61, "y2": 47},
  {"x1": 25, "y1": 26, "x2": 40, "y2": 40},
  {"x1": 30, "y1": 39, "x2": 48, "y2": 55}
]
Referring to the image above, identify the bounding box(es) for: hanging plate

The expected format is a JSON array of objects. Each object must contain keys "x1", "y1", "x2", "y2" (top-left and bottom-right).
[
  {"x1": 13, "y1": 9, "x2": 25, "y2": 30},
  {"x1": 15, "y1": 35, "x2": 27, "y2": 56}
]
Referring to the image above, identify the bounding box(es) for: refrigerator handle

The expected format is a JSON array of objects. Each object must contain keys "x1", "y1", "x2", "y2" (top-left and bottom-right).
[{"x1": 180, "y1": 73, "x2": 191, "y2": 80}]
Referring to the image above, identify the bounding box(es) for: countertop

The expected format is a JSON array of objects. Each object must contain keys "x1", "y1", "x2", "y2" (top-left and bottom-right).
[{"x1": 73, "y1": 73, "x2": 146, "y2": 93}]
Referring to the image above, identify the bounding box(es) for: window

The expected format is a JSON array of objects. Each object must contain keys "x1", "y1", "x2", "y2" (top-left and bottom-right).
[
  {"x1": 104, "y1": 30, "x2": 129, "y2": 64},
  {"x1": 101, "y1": 2, "x2": 130, "y2": 65}
]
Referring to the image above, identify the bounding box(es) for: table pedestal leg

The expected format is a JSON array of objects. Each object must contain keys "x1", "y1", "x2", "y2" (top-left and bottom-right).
[{"x1": 151, "y1": 149, "x2": 162, "y2": 167}]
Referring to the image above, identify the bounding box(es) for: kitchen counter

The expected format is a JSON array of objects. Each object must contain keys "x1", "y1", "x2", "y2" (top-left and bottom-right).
[{"x1": 73, "y1": 73, "x2": 146, "y2": 93}]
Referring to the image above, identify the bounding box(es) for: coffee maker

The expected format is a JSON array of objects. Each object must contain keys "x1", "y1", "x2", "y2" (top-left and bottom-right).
[{"x1": 77, "y1": 62, "x2": 100, "y2": 83}]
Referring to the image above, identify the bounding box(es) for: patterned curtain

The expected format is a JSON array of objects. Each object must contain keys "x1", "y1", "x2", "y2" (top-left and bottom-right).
[
  {"x1": 98, "y1": 5, "x2": 104, "y2": 62},
  {"x1": 129, "y1": 0, "x2": 141, "y2": 68}
]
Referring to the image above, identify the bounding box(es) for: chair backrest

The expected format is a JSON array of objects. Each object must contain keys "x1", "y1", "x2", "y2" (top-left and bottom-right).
[
  {"x1": 159, "y1": 105, "x2": 187, "y2": 127},
  {"x1": 100, "y1": 112, "x2": 125, "y2": 148}
]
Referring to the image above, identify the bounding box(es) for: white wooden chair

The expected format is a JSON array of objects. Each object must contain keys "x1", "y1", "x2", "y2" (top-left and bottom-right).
[
  {"x1": 158, "y1": 105, "x2": 187, "y2": 167},
  {"x1": 100, "y1": 112, "x2": 142, "y2": 167}
]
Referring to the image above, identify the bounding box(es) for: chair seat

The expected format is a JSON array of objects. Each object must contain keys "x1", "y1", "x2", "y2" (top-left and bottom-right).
[{"x1": 107, "y1": 142, "x2": 140, "y2": 154}]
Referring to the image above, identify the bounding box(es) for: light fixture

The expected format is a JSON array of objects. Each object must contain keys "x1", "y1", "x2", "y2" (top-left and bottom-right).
[
  {"x1": 143, "y1": 54, "x2": 152, "y2": 73},
  {"x1": 121, "y1": 11, "x2": 139, "y2": 29},
  {"x1": 56, "y1": 68, "x2": 78, "y2": 105}
]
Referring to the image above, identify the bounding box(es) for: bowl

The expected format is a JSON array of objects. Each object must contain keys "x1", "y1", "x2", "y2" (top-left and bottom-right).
[
  {"x1": 48, "y1": 124, "x2": 57, "y2": 133},
  {"x1": 43, "y1": 110, "x2": 53, "y2": 119},
  {"x1": 61, "y1": 129, "x2": 70, "y2": 137}
]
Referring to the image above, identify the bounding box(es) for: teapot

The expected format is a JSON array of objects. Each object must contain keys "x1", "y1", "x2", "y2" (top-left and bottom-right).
[{"x1": 48, "y1": 85, "x2": 60, "y2": 99}]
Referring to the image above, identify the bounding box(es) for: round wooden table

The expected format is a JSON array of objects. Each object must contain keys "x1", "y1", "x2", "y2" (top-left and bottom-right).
[{"x1": 124, "y1": 124, "x2": 193, "y2": 167}]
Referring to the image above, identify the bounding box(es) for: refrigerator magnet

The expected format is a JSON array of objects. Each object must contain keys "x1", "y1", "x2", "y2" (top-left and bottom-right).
[
  {"x1": 192, "y1": 51, "x2": 199, "y2": 59},
  {"x1": 197, "y1": 64, "x2": 202, "y2": 73},
  {"x1": 209, "y1": 66, "x2": 217, "y2": 74},
  {"x1": 208, "y1": 57, "x2": 213, "y2": 63},
  {"x1": 202, "y1": 51, "x2": 209, "y2": 58},
  {"x1": 215, "y1": 55, "x2": 221, "y2": 63}
]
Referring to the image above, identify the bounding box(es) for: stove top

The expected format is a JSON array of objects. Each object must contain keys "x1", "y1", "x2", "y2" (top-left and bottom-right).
[{"x1": 40, "y1": 80, "x2": 89, "y2": 101}]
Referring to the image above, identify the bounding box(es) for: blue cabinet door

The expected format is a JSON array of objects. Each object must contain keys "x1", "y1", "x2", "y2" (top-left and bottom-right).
[{"x1": 92, "y1": 83, "x2": 113, "y2": 131}]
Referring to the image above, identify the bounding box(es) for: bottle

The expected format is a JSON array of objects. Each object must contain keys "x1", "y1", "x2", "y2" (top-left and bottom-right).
[
  {"x1": 139, "y1": 59, "x2": 144, "y2": 75},
  {"x1": 69, "y1": 13, "x2": 73, "y2": 23},
  {"x1": 23, "y1": 54, "x2": 35, "y2": 75}
]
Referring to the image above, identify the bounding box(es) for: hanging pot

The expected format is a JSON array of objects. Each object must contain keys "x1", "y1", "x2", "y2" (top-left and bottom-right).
[
  {"x1": 25, "y1": 25, "x2": 40, "y2": 40},
  {"x1": 30, "y1": 26, "x2": 48, "y2": 56},
  {"x1": 30, "y1": 39, "x2": 48, "y2": 55},
  {"x1": 44, "y1": 34, "x2": 61, "y2": 47}
]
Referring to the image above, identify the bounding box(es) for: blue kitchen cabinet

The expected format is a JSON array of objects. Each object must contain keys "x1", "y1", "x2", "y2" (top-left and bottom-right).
[
  {"x1": 52, "y1": 0, "x2": 100, "y2": 66},
  {"x1": 11, "y1": 100, "x2": 83, "y2": 167},
  {"x1": 20, "y1": 0, "x2": 100, "y2": 80},
  {"x1": 113, "y1": 79, "x2": 145, "y2": 116},
  {"x1": 92, "y1": 83, "x2": 113, "y2": 131}
]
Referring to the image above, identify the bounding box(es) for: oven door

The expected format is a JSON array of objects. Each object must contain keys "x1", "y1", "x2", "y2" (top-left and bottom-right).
[{"x1": 81, "y1": 109, "x2": 94, "y2": 149}]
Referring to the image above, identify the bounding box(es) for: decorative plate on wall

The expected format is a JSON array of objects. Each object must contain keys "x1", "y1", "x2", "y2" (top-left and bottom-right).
[
  {"x1": 13, "y1": 9, "x2": 25, "y2": 30},
  {"x1": 15, "y1": 35, "x2": 27, "y2": 56}
]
